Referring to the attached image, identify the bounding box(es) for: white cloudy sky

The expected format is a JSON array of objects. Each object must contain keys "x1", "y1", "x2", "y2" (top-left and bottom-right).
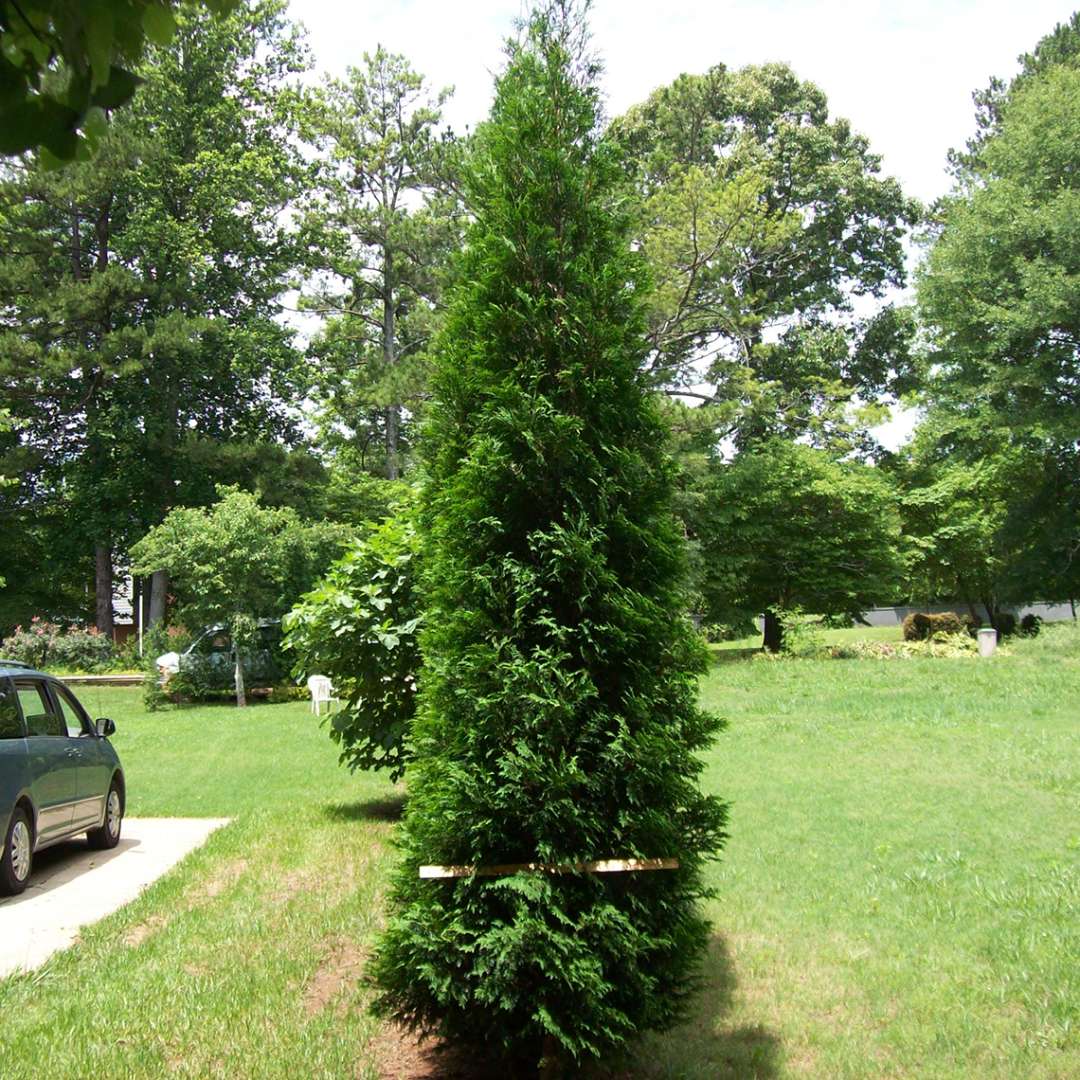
[{"x1": 288, "y1": 0, "x2": 1078, "y2": 205}]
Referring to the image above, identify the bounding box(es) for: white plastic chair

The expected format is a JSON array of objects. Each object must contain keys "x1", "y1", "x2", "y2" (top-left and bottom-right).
[{"x1": 307, "y1": 675, "x2": 337, "y2": 715}]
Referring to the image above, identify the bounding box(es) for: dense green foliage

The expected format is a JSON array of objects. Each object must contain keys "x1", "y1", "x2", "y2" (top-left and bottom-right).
[
  {"x1": 0, "y1": 1, "x2": 311, "y2": 636},
  {"x1": 0, "y1": 0, "x2": 239, "y2": 162},
  {"x1": 690, "y1": 440, "x2": 905, "y2": 650},
  {"x1": 283, "y1": 510, "x2": 421, "y2": 781},
  {"x1": 370, "y1": 7, "x2": 727, "y2": 1070},
  {"x1": 909, "y1": 14, "x2": 1080, "y2": 617},
  {"x1": 610, "y1": 62, "x2": 918, "y2": 450}
]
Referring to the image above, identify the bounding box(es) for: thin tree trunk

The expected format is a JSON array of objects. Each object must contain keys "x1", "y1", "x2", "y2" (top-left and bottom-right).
[
  {"x1": 538, "y1": 1036, "x2": 563, "y2": 1080},
  {"x1": 148, "y1": 569, "x2": 169, "y2": 627},
  {"x1": 234, "y1": 646, "x2": 247, "y2": 708},
  {"x1": 95, "y1": 545, "x2": 115, "y2": 639},
  {"x1": 383, "y1": 243, "x2": 400, "y2": 481},
  {"x1": 762, "y1": 609, "x2": 783, "y2": 653},
  {"x1": 962, "y1": 596, "x2": 981, "y2": 626}
]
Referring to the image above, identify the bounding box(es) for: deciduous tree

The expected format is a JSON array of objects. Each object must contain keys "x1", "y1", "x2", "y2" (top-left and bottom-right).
[
  {"x1": 691, "y1": 440, "x2": 905, "y2": 650},
  {"x1": 0, "y1": 0, "x2": 239, "y2": 161},
  {"x1": 610, "y1": 63, "x2": 919, "y2": 449},
  {"x1": 130, "y1": 487, "x2": 345, "y2": 706}
]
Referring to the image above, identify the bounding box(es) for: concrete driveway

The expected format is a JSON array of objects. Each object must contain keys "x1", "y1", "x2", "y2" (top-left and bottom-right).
[{"x1": 0, "y1": 817, "x2": 228, "y2": 977}]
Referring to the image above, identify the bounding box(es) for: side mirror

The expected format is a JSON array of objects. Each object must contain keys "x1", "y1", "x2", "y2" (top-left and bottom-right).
[{"x1": 95, "y1": 717, "x2": 116, "y2": 738}]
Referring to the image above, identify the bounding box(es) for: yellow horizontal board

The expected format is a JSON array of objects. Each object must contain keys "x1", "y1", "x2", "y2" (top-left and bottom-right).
[{"x1": 418, "y1": 857, "x2": 679, "y2": 879}]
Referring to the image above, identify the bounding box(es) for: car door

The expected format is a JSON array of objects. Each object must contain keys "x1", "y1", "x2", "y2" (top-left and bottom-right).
[
  {"x1": 0, "y1": 679, "x2": 29, "y2": 832},
  {"x1": 14, "y1": 678, "x2": 77, "y2": 845},
  {"x1": 48, "y1": 682, "x2": 106, "y2": 831}
]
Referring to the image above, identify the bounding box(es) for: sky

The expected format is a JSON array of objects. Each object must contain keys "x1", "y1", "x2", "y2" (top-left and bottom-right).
[{"x1": 285, "y1": 1, "x2": 1078, "y2": 448}]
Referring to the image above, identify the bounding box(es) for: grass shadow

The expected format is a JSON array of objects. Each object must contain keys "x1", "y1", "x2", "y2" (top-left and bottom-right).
[
  {"x1": 710, "y1": 648, "x2": 761, "y2": 665},
  {"x1": 323, "y1": 793, "x2": 407, "y2": 823},
  {"x1": 621, "y1": 934, "x2": 781, "y2": 1079}
]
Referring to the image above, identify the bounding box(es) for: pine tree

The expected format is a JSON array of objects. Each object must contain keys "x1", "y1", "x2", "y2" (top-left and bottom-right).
[{"x1": 370, "y1": 4, "x2": 727, "y2": 1072}]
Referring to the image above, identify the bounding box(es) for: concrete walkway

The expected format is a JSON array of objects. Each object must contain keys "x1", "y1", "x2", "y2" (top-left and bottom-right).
[{"x1": 0, "y1": 817, "x2": 229, "y2": 977}]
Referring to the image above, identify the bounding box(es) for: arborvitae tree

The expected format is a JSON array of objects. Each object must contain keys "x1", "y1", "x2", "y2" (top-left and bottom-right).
[{"x1": 370, "y1": 4, "x2": 727, "y2": 1073}]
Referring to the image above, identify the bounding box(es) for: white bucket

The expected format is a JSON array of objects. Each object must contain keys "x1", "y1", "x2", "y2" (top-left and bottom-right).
[{"x1": 977, "y1": 627, "x2": 998, "y2": 657}]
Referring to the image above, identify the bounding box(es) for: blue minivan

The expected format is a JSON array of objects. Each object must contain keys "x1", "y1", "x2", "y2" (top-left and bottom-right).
[{"x1": 0, "y1": 661, "x2": 125, "y2": 896}]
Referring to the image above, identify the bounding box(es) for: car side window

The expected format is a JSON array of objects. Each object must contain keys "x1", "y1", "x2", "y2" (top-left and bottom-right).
[
  {"x1": 51, "y1": 684, "x2": 89, "y2": 738},
  {"x1": 14, "y1": 679, "x2": 64, "y2": 738},
  {"x1": 0, "y1": 681, "x2": 23, "y2": 739}
]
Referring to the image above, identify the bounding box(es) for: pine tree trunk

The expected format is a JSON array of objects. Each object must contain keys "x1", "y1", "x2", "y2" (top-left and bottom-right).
[
  {"x1": 762, "y1": 608, "x2": 783, "y2": 652},
  {"x1": 148, "y1": 569, "x2": 169, "y2": 627},
  {"x1": 383, "y1": 243, "x2": 400, "y2": 481},
  {"x1": 95, "y1": 544, "x2": 115, "y2": 639}
]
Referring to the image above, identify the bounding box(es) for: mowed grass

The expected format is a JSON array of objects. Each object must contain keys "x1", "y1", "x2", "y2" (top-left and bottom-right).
[{"x1": 1, "y1": 626, "x2": 1078, "y2": 1078}]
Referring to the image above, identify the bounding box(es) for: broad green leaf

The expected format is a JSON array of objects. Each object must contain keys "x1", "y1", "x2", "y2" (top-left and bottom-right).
[{"x1": 142, "y1": 4, "x2": 178, "y2": 47}]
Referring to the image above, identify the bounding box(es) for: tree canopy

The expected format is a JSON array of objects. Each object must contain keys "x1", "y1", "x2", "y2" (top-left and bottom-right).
[
  {"x1": 691, "y1": 440, "x2": 905, "y2": 649},
  {"x1": 610, "y1": 62, "x2": 919, "y2": 450}
]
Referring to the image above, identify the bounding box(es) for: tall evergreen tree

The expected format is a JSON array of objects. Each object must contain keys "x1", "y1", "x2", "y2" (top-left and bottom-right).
[
  {"x1": 371, "y1": 5, "x2": 727, "y2": 1072},
  {"x1": 298, "y1": 49, "x2": 461, "y2": 481}
]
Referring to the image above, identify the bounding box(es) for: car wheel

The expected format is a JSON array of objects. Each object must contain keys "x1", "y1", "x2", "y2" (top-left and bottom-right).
[
  {"x1": 1, "y1": 806, "x2": 33, "y2": 896},
  {"x1": 87, "y1": 781, "x2": 123, "y2": 850}
]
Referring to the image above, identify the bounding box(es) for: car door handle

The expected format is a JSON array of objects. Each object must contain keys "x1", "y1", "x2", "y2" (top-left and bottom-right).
[{"x1": 66, "y1": 747, "x2": 81, "y2": 759}]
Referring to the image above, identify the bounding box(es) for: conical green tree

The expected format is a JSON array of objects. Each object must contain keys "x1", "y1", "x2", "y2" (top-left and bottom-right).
[{"x1": 371, "y1": 5, "x2": 728, "y2": 1070}]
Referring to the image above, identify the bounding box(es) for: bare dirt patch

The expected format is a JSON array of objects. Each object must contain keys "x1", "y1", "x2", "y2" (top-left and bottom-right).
[
  {"x1": 369, "y1": 1024, "x2": 504, "y2": 1080},
  {"x1": 303, "y1": 937, "x2": 369, "y2": 1018},
  {"x1": 123, "y1": 914, "x2": 168, "y2": 947},
  {"x1": 187, "y1": 857, "x2": 249, "y2": 908}
]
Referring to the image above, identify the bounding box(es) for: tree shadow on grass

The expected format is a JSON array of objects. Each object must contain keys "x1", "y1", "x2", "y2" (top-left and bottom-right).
[
  {"x1": 710, "y1": 648, "x2": 761, "y2": 666},
  {"x1": 616, "y1": 934, "x2": 781, "y2": 1079},
  {"x1": 370, "y1": 935, "x2": 780, "y2": 1080},
  {"x1": 323, "y1": 793, "x2": 408, "y2": 823}
]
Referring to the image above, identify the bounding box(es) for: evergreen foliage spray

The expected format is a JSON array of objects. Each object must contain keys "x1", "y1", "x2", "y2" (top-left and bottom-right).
[{"x1": 371, "y1": 4, "x2": 728, "y2": 1069}]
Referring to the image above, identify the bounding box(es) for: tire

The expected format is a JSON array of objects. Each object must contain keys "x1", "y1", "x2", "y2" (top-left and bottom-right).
[
  {"x1": 86, "y1": 781, "x2": 123, "y2": 850},
  {"x1": 1, "y1": 806, "x2": 33, "y2": 896}
]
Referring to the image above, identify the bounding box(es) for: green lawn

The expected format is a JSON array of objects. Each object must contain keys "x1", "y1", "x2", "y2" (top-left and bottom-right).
[{"x1": 1, "y1": 626, "x2": 1077, "y2": 1078}]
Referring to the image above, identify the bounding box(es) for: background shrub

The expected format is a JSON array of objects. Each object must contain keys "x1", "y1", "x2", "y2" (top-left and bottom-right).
[
  {"x1": 902, "y1": 611, "x2": 967, "y2": 641},
  {"x1": 1020, "y1": 613, "x2": 1042, "y2": 637},
  {"x1": 1, "y1": 619, "x2": 115, "y2": 672},
  {"x1": 283, "y1": 511, "x2": 421, "y2": 782},
  {"x1": 777, "y1": 607, "x2": 826, "y2": 657},
  {"x1": 141, "y1": 625, "x2": 192, "y2": 710},
  {"x1": 995, "y1": 611, "x2": 1017, "y2": 637}
]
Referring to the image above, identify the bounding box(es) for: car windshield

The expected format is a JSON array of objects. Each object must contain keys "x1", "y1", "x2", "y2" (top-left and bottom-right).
[{"x1": 193, "y1": 631, "x2": 231, "y2": 655}]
